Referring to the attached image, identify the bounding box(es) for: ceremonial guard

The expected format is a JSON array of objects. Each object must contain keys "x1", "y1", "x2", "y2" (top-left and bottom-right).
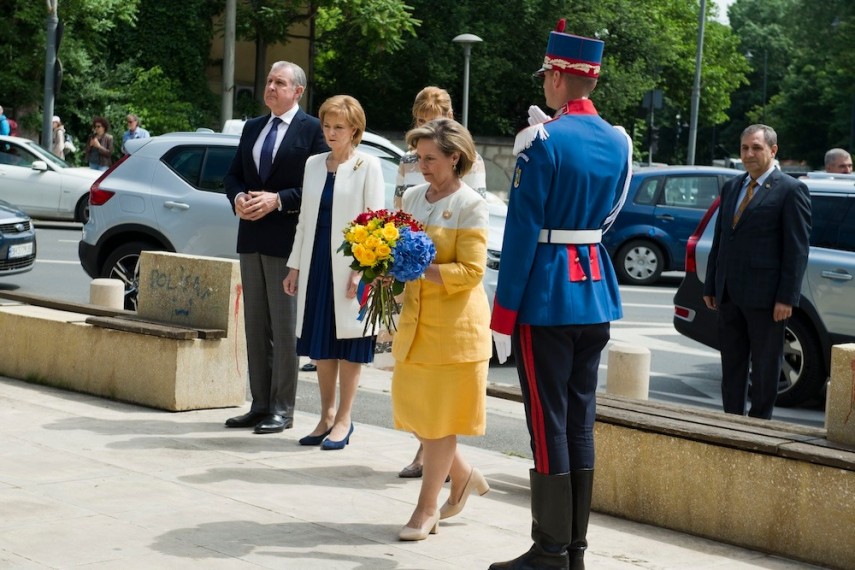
[{"x1": 489, "y1": 20, "x2": 632, "y2": 570}]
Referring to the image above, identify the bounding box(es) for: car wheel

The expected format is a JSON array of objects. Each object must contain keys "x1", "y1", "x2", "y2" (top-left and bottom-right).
[
  {"x1": 102, "y1": 241, "x2": 160, "y2": 311},
  {"x1": 615, "y1": 240, "x2": 664, "y2": 285},
  {"x1": 74, "y1": 196, "x2": 90, "y2": 223},
  {"x1": 775, "y1": 314, "x2": 826, "y2": 407}
]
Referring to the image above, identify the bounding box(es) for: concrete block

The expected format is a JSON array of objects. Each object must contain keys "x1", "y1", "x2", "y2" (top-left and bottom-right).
[
  {"x1": 89, "y1": 278, "x2": 125, "y2": 309},
  {"x1": 827, "y1": 343, "x2": 855, "y2": 446},
  {"x1": 0, "y1": 305, "x2": 245, "y2": 411},
  {"x1": 594, "y1": 422, "x2": 855, "y2": 570},
  {"x1": 0, "y1": 251, "x2": 248, "y2": 411},
  {"x1": 136, "y1": 251, "x2": 240, "y2": 331},
  {"x1": 606, "y1": 343, "x2": 650, "y2": 400}
]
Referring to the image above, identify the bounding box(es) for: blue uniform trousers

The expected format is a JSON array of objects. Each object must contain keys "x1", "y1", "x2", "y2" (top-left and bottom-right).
[{"x1": 513, "y1": 323, "x2": 610, "y2": 474}]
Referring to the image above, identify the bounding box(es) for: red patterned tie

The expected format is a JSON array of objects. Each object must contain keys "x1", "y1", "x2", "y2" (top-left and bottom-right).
[{"x1": 733, "y1": 178, "x2": 757, "y2": 227}]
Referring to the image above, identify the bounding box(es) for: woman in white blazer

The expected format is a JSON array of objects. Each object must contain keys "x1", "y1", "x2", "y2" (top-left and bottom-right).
[{"x1": 283, "y1": 95, "x2": 385, "y2": 450}]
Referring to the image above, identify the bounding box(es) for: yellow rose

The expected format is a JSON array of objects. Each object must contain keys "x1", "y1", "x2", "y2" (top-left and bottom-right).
[
  {"x1": 359, "y1": 248, "x2": 377, "y2": 266},
  {"x1": 364, "y1": 236, "x2": 382, "y2": 250},
  {"x1": 381, "y1": 223, "x2": 399, "y2": 241},
  {"x1": 375, "y1": 244, "x2": 391, "y2": 259},
  {"x1": 351, "y1": 225, "x2": 369, "y2": 243}
]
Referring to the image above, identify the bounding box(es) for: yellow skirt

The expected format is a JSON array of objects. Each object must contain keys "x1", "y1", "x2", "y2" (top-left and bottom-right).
[{"x1": 392, "y1": 359, "x2": 488, "y2": 439}]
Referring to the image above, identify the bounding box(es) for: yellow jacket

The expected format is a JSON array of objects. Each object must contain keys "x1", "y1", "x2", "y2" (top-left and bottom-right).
[{"x1": 393, "y1": 183, "x2": 492, "y2": 363}]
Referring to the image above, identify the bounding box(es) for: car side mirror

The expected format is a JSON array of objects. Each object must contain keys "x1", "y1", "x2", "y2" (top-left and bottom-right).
[{"x1": 31, "y1": 160, "x2": 48, "y2": 172}]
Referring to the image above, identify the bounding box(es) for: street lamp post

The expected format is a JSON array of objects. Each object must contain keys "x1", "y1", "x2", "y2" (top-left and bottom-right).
[{"x1": 452, "y1": 33, "x2": 483, "y2": 129}]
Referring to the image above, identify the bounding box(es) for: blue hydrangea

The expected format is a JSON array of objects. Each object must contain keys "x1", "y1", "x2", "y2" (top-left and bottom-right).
[{"x1": 389, "y1": 227, "x2": 436, "y2": 282}]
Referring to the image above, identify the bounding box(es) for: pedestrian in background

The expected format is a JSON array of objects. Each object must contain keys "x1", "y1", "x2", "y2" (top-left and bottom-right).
[
  {"x1": 394, "y1": 85, "x2": 488, "y2": 479},
  {"x1": 824, "y1": 147, "x2": 852, "y2": 174},
  {"x1": 703, "y1": 124, "x2": 811, "y2": 420},
  {"x1": 223, "y1": 61, "x2": 327, "y2": 435},
  {"x1": 85, "y1": 117, "x2": 114, "y2": 171},
  {"x1": 489, "y1": 19, "x2": 633, "y2": 570},
  {"x1": 394, "y1": 86, "x2": 487, "y2": 210},
  {"x1": 122, "y1": 114, "x2": 150, "y2": 153},
  {"x1": 283, "y1": 95, "x2": 385, "y2": 450},
  {"x1": 392, "y1": 118, "x2": 492, "y2": 541},
  {"x1": 51, "y1": 116, "x2": 65, "y2": 159},
  {"x1": 0, "y1": 106, "x2": 10, "y2": 136}
]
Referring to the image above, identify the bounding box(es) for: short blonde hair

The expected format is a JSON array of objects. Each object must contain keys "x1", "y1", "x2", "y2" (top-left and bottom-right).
[
  {"x1": 412, "y1": 86, "x2": 454, "y2": 125},
  {"x1": 318, "y1": 95, "x2": 366, "y2": 145},
  {"x1": 405, "y1": 118, "x2": 476, "y2": 178}
]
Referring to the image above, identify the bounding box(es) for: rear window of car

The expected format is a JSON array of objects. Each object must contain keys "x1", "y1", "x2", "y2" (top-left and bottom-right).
[
  {"x1": 162, "y1": 145, "x2": 237, "y2": 194},
  {"x1": 661, "y1": 176, "x2": 720, "y2": 209},
  {"x1": 811, "y1": 194, "x2": 855, "y2": 251}
]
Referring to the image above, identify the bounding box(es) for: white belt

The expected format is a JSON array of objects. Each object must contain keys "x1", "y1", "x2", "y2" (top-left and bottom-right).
[{"x1": 538, "y1": 229, "x2": 602, "y2": 244}]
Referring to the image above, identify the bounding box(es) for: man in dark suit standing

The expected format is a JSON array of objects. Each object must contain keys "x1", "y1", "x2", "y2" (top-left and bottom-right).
[
  {"x1": 223, "y1": 61, "x2": 328, "y2": 434},
  {"x1": 703, "y1": 124, "x2": 811, "y2": 420}
]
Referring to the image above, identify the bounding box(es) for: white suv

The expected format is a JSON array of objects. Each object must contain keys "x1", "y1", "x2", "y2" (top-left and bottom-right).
[{"x1": 79, "y1": 130, "x2": 506, "y2": 309}]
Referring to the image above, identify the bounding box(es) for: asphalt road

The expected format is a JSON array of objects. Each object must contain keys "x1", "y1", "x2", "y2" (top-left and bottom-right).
[{"x1": 1, "y1": 224, "x2": 825, "y2": 440}]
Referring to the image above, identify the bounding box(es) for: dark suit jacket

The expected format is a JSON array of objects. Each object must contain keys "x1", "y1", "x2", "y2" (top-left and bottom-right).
[
  {"x1": 704, "y1": 169, "x2": 811, "y2": 309},
  {"x1": 224, "y1": 109, "x2": 328, "y2": 258}
]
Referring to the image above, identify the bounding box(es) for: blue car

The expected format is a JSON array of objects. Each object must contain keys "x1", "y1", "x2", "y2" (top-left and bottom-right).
[
  {"x1": 603, "y1": 166, "x2": 742, "y2": 285},
  {"x1": 0, "y1": 198, "x2": 36, "y2": 276}
]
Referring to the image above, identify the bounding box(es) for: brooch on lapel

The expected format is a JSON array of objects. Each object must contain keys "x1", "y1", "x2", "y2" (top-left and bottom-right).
[
  {"x1": 442, "y1": 210, "x2": 452, "y2": 220},
  {"x1": 353, "y1": 158, "x2": 364, "y2": 171}
]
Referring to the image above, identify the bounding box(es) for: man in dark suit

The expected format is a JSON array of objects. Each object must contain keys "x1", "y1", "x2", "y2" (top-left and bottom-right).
[
  {"x1": 703, "y1": 124, "x2": 811, "y2": 419},
  {"x1": 223, "y1": 61, "x2": 327, "y2": 434}
]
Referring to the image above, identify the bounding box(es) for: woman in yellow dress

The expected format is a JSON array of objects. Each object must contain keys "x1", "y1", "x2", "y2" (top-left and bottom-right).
[
  {"x1": 392, "y1": 118, "x2": 492, "y2": 541},
  {"x1": 395, "y1": 85, "x2": 489, "y2": 480}
]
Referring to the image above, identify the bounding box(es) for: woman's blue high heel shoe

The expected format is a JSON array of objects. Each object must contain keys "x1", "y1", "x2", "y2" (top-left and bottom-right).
[
  {"x1": 299, "y1": 428, "x2": 332, "y2": 446},
  {"x1": 321, "y1": 424, "x2": 354, "y2": 450}
]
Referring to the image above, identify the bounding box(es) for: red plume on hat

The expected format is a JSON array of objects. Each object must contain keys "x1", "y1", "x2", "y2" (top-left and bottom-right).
[{"x1": 556, "y1": 18, "x2": 566, "y2": 33}]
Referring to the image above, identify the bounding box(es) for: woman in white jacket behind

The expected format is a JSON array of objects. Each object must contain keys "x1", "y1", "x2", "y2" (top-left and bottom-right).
[{"x1": 283, "y1": 95, "x2": 385, "y2": 450}]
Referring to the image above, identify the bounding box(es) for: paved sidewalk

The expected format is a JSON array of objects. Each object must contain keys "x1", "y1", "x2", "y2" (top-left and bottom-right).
[{"x1": 0, "y1": 370, "x2": 820, "y2": 569}]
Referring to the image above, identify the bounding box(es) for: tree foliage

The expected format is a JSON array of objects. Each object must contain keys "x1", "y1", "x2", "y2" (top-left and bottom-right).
[
  {"x1": 724, "y1": 0, "x2": 855, "y2": 168},
  {"x1": 314, "y1": 0, "x2": 748, "y2": 165},
  {"x1": 0, "y1": 0, "x2": 218, "y2": 160},
  {"x1": 232, "y1": 0, "x2": 420, "y2": 108}
]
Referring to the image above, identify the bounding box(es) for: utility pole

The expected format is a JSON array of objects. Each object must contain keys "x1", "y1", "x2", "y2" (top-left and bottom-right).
[
  {"x1": 687, "y1": 0, "x2": 706, "y2": 165},
  {"x1": 42, "y1": 0, "x2": 59, "y2": 150},
  {"x1": 221, "y1": 0, "x2": 236, "y2": 128}
]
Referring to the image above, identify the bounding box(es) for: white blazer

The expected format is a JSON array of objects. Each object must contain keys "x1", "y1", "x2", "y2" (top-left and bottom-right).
[{"x1": 288, "y1": 150, "x2": 385, "y2": 339}]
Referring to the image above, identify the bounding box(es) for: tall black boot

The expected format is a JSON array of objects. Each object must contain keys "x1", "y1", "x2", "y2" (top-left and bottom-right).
[
  {"x1": 489, "y1": 470, "x2": 572, "y2": 570},
  {"x1": 568, "y1": 469, "x2": 594, "y2": 570}
]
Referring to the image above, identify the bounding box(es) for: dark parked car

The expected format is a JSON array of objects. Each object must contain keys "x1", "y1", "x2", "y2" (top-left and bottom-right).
[
  {"x1": 603, "y1": 166, "x2": 742, "y2": 285},
  {"x1": 673, "y1": 177, "x2": 855, "y2": 406},
  {"x1": 0, "y1": 198, "x2": 36, "y2": 276}
]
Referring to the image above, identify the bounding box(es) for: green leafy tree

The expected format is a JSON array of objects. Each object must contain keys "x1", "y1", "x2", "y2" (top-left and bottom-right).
[
  {"x1": 716, "y1": 0, "x2": 796, "y2": 160},
  {"x1": 0, "y1": 0, "x2": 139, "y2": 138},
  {"x1": 314, "y1": 0, "x2": 748, "y2": 167},
  {"x1": 233, "y1": 0, "x2": 420, "y2": 106},
  {"x1": 758, "y1": 0, "x2": 855, "y2": 167}
]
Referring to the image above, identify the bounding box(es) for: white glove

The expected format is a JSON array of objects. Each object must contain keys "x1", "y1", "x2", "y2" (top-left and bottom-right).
[
  {"x1": 527, "y1": 105, "x2": 551, "y2": 126},
  {"x1": 492, "y1": 331, "x2": 512, "y2": 364}
]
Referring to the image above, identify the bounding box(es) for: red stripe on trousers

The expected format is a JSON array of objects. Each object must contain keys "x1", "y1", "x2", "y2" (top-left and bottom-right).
[{"x1": 519, "y1": 325, "x2": 549, "y2": 473}]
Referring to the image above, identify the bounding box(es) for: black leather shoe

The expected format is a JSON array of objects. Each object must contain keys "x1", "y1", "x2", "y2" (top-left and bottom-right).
[
  {"x1": 225, "y1": 411, "x2": 267, "y2": 428},
  {"x1": 254, "y1": 414, "x2": 293, "y2": 434}
]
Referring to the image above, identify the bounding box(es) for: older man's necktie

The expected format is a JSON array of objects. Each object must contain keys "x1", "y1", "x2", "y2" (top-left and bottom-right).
[
  {"x1": 258, "y1": 117, "x2": 282, "y2": 182},
  {"x1": 732, "y1": 178, "x2": 757, "y2": 227}
]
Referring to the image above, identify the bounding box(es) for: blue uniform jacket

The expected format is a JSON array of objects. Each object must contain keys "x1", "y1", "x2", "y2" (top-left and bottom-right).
[{"x1": 491, "y1": 99, "x2": 631, "y2": 333}]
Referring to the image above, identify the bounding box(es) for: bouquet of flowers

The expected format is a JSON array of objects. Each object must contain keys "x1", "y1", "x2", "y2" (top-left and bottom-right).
[{"x1": 338, "y1": 208, "x2": 436, "y2": 335}]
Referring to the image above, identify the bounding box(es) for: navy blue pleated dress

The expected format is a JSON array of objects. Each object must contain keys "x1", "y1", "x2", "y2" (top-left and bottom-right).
[{"x1": 296, "y1": 172, "x2": 376, "y2": 363}]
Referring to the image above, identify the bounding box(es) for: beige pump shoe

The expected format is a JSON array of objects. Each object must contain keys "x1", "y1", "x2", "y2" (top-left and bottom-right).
[
  {"x1": 439, "y1": 467, "x2": 490, "y2": 520},
  {"x1": 398, "y1": 510, "x2": 440, "y2": 541}
]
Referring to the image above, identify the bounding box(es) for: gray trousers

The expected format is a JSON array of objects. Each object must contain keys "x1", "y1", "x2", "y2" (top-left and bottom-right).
[{"x1": 239, "y1": 253, "x2": 298, "y2": 418}]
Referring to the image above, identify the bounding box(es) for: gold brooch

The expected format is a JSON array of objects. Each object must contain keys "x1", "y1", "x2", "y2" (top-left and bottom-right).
[
  {"x1": 353, "y1": 158, "x2": 364, "y2": 171},
  {"x1": 442, "y1": 210, "x2": 452, "y2": 219}
]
